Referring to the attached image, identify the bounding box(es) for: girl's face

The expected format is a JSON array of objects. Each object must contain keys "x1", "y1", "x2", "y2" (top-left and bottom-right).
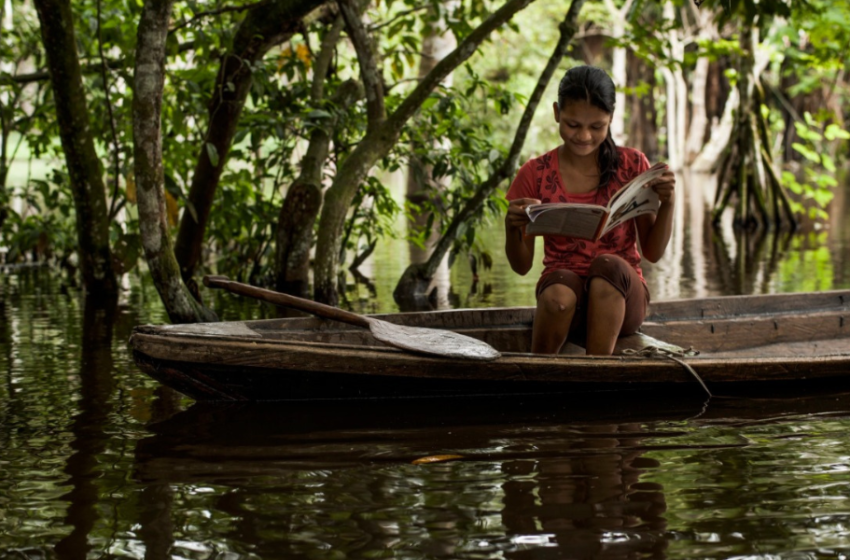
[{"x1": 553, "y1": 100, "x2": 611, "y2": 158}]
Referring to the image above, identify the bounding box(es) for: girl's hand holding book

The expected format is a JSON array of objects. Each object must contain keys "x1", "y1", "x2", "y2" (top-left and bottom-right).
[
  {"x1": 506, "y1": 198, "x2": 541, "y2": 230},
  {"x1": 649, "y1": 168, "x2": 676, "y2": 204}
]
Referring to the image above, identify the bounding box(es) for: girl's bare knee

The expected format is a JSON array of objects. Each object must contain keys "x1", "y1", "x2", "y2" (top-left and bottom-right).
[
  {"x1": 539, "y1": 286, "x2": 577, "y2": 315},
  {"x1": 588, "y1": 276, "x2": 622, "y2": 300}
]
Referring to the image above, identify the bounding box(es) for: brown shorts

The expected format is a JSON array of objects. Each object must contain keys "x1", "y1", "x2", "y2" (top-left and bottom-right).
[{"x1": 536, "y1": 255, "x2": 650, "y2": 337}]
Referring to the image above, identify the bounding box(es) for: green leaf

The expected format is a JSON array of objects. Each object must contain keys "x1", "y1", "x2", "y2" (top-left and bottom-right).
[
  {"x1": 306, "y1": 109, "x2": 332, "y2": 119},
  {"x1": 791, "y1": 142, "x2": 820, "y2": 163},
  {"x1": 206, "y1": 142, "x2": 219, "y2": 167},
  {"x1": 824, "y1": 124, "x2": 850, "y2": 140},
  {"x1": 821, "y1": 153, "x2": 836, "y2": 173}
]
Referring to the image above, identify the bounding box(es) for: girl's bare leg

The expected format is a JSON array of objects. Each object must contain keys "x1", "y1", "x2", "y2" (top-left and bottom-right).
[
  {"x1": 531, "y1": 284, "x2": 578, "y2": 354},
  {"x1": 585, "y1": 277, "x2": 625, "y2": 355}
]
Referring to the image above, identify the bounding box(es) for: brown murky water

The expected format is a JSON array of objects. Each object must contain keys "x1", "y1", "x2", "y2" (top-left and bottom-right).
[{"x1": 4, "y1": 183, "x2": 850, "y2": 558}]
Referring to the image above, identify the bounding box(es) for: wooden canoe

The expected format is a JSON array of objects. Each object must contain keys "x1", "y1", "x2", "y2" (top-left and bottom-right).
[{"x1": 129, "y1": 290, "x2": 850, "y2": 401}]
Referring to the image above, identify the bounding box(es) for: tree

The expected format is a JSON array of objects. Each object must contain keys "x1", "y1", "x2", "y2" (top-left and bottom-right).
[
  {"x1": 312, "y1": 0, "x2": 537, "y2": 305},
  {"x1": 173, "y1": 0, "x2": 327, "y2": 290},
  {"x1": 133, "y1": 0, "x2": 217, "y2": 323},
  {"x1": 32, "y1": 0, "x2": 117, "y2": 296}
]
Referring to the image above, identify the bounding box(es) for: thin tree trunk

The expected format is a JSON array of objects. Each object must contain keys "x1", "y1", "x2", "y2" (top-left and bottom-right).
[
  {"x1": 313, "y1": 0, "x2": 537, "y2": 305},
  {"x1": 134, "y1": 0, "x2": 216, "y2": 323},
  {"x1": 684, "y1": 7, "x2": 716, "y2": 164},
  {"x1": 660, "y1": 1, "x2": 684, "y2": 170},
  {"x1": 627, "y1": 51, "x2": 657, "y2": 159},
  {"x1": 404, "y1": 4, "x2": 458, "y2": 307},
  {"x1": 174, "y1": 0, "x2": 326, "y2": 284},
  {"x1": 393, "y1": 0, "x2": 586, "y2": 303},
  {"x1": 602, "y1": 0, "x2": 633, "y2": 146},
  {"x1": 273, "y1": 15, "x2": 346, "y2": 298},
  {"x1": 33, "y1": 0, "x2": 117, "y2": 295},
  {"x1": 273, "y1": 75, "x2": 360, "y2": 296}
]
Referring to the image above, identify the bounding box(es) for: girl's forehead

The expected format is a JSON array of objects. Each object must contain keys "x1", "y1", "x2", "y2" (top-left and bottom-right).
[{"x1": 559, "y1": 101, "x2": 610, "y2": 121}]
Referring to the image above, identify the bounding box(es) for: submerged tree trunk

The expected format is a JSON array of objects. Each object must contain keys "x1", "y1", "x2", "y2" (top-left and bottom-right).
[
  {"x1": 711, "y1": 24, "x2": 796, "y2": 231},
  {"x1": 659, "y1": 1, "x2": 687, "y2": 170},
  {"x1": 393, "y1": 0, "x2": 586, "y2": 304},
  {"x1": 602, "y1": 0, "x2": 634, "y2": 146},
  {"x1": 627, "y1": 51, "x2": 658, "y2": 160},
  {"x1": 684, "y1": 4, "x2": 717, "y2": 164},
  {"x1": 403, "y1": 5, "x2": 458, "y2": 308},
  {"x1": 134, "y1": 0, "x2": 216, "y2": 323},
  {"x1": 174, "y1": 0, "x2": 325, "y2": 285},
  {"x1": 33, "y1": 0, "x2": 117, "y2": 296},
  {"x1": 313, "y1": 0, "x2": 537, "y2": 306}
]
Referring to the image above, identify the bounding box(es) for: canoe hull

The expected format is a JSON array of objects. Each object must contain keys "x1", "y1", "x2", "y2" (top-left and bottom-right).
[{"x1": 129, "y1": 290, "x2": 850, "y2": 401}]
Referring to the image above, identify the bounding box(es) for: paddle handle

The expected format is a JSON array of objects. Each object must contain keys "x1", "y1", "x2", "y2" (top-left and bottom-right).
[{"x1": 203, "y1": 276, "x2": 371, "y2": 329}]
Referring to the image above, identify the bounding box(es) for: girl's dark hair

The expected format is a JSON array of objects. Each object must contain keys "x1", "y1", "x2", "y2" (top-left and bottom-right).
[{"x1": 557, "y1": 65, "x2": 619, "y2": 189}]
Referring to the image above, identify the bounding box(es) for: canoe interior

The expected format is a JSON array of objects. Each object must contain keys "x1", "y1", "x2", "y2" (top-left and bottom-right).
[{"x1": 141, "y1": 290, "x2": 850, "y2": 356}]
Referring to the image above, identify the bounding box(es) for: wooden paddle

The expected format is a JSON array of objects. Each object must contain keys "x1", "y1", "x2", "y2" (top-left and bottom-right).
[{"x1": 202, "y1": 275, "x2": 501, "y2": 361}]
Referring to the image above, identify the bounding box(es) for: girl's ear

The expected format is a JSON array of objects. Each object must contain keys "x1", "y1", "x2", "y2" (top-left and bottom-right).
[{"x1": 552, "y1": 101, "x2": 560, "y2": 122}]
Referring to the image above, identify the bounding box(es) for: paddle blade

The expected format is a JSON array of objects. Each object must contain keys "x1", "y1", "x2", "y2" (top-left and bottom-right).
[{"x1": 368, "y1": 320, "x2": 501, "y2": 361}]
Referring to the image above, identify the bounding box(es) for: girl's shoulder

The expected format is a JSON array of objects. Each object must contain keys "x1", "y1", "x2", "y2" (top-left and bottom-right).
[
  {"x1": 519, "y1": 147, "x2": 560, "y2": 176},
  {"x1": 616, "y1": 146, "x2": 651, "y2": 172}
]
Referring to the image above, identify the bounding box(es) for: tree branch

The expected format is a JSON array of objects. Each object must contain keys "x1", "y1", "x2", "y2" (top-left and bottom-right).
[
  {"x1": 1, "y1": 41, "x2": 197, "y2": 85},
  {"x1": 170, "y1": 0, "x2": 271, "y2": 32},
  {"x1": 338, "y1": 0, "x2": 384, "y2": 131},
  {"x1": 311, "y1": 14, "x2": 345, "y2": 101},
  {"x1": 369, "y1": 6, "x2": 428, "y2": 32},
  {"x1": 97, "y1": 0, "x2": 122, "y2": 221},
  {"x1": 395, "y1": 0, "x2": 585, "y2": 294},
  {"x1": 387, "y1": 0, "x2": 533, "y2": 132}
]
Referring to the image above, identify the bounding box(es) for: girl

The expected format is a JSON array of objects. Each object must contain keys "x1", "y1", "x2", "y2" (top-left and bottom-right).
[{"x1": 505, "y1": 65, "x2": 675, "y2": 355}]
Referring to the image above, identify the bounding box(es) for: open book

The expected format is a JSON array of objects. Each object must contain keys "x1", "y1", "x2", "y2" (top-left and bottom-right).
[{"x1": 524, "y1": 162, "x2": 668, "y2": 240}]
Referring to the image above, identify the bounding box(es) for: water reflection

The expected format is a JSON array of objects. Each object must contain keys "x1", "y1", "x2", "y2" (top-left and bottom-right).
[
  {"x1": 128, "y1": 394, "x2": 850, "y2": 558},
  {"x1": 54, "y1": 295, "x2": 117, "y2": 559}
]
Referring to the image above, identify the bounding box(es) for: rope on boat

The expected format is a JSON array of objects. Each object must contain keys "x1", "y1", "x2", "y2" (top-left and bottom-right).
[{"x1": 621, "y1": 345, "x2": 711, "y2": 397}]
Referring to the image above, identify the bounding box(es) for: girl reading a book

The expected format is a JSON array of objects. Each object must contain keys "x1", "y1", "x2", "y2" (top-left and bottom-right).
[{"x1": 505, "y1": 65, "x2": 676, "y2": 355}]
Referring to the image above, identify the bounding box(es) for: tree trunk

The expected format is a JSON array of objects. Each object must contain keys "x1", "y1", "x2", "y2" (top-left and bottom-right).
[
  {"x1": 684, "y1": 7, "x2": 716, "y2": 164},
  {"x1": 133, "y1": 0, "x2": 216, "y2": 324},
  {"x1": 602, "y1": 0, "x2": 634, "y2": 146},
  {"x1": 273, "y1": 16, "x2": 346, "y2": 298},
  {"x1": 403, "y1": 5, "x2": 458, "y2": 307},
  {"x1": 273, "y1": 74, "x2": 360, "y2": 296},
  {"x1": 660, "y1": 1, "x2": 685, "y2": 170},
  {"x1": 33, "y1": 0, "x2": 117, "y2": 296},
  {"x1": 393, "y1": 0, "x2": 586, "y2": 304},
  {"x1": 313, "y1": 0, "x2": 537, "y2": 305},
  {"x1": 627, "y1": 51, "x2": 657, "y2": 160},
  {"x1": 174, "y1": 0, "x2": 326, "y2": 284}
]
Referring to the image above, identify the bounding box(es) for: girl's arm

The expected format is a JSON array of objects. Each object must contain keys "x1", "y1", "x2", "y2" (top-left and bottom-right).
[
  {"x1": 636, "y1": 170, "x2": 675, "y2": 263},
  {"x1": 505, "y1": 197, "x2": 539, "y2": 275}
]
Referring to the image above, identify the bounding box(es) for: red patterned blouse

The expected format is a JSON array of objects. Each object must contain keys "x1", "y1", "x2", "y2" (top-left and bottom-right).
[{"x1": 506, "y1": 146, "x2": 651, "y2": 281}]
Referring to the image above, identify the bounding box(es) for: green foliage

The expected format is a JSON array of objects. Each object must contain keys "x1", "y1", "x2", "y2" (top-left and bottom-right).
[
  {"x1": 6, "y1": 0, "x2": 847, "y2": 288},
  {"x1": 397, "y1": 64, "x2": 518, "y2": 255},
  {"x1": 1, "y1": 172, "x2": 77, "y2": 265},
  {"x1": 780, "y1": 111, "x2": 847, "y2": 222}
]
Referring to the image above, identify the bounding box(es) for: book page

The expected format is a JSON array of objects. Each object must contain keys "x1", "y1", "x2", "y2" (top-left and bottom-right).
[
  {"x1": 602, "y1": 162, "x2": 667, "y2": 236},
  {"x1": 525, "y1": 204, "x2": 606, "y2": 239}
]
